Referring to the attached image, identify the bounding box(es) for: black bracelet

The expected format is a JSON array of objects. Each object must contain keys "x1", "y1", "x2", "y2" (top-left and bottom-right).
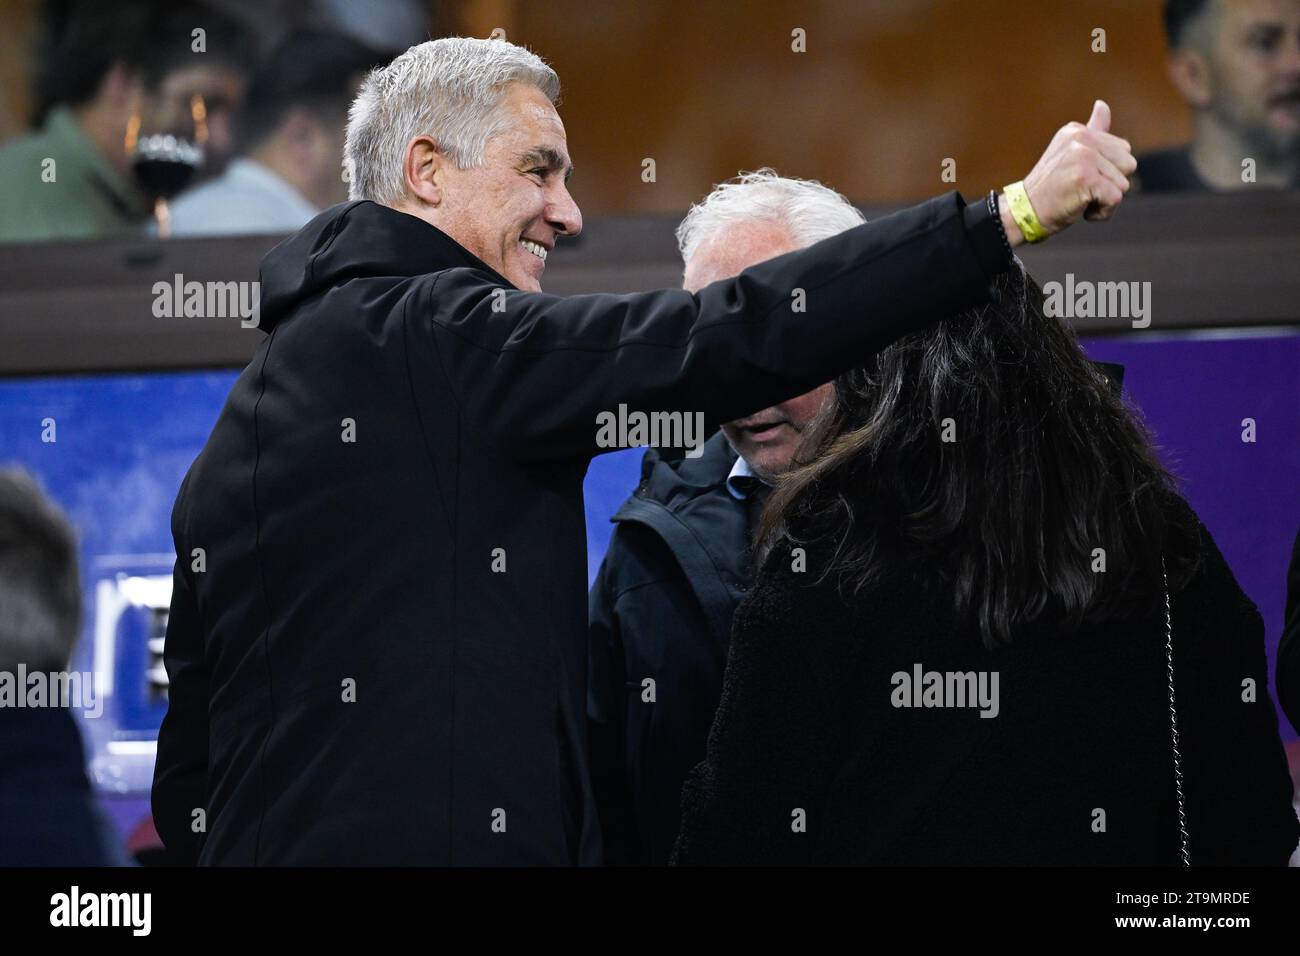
[{"x1": 987, "y1": 189, "x2": 1014, "y2": 261}]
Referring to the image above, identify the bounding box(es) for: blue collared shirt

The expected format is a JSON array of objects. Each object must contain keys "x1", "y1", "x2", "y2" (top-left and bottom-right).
[{"x1": 725, "y1": 454, "x2": 770, "y2": 501}]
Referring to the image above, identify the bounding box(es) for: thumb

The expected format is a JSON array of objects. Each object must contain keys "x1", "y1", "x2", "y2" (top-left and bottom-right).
[{"x1": 1086, "y1": 98, "x2": 1111, "y2": 133}]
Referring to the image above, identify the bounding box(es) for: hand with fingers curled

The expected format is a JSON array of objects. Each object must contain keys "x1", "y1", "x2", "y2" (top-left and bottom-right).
[{"x1": 1001, "y1": 99, "x2": 1139, "y2": 245}]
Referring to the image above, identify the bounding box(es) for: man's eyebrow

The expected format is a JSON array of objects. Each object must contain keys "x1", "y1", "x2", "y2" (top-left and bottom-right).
[{"x1": 519, "y1": 146, "x2": 574, "y2": 183}]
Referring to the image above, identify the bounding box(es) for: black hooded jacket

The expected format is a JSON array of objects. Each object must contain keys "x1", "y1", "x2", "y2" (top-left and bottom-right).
[
  {"x1": 152, "y1": 194, "x2": 1010, "y2": 864},
  {"x1": 588, "y1": 431, "x2": 750, "y2": 865}
]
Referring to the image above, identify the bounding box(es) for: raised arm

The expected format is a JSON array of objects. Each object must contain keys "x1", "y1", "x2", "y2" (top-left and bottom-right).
[{"x1": 420, "y1": 102, "x2": 1136, "y2": 462}]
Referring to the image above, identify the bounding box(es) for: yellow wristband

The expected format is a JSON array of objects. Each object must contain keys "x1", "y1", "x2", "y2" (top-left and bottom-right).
[{"x1": 1002, "y1": 180, "x2": 1048, "y2": 244}]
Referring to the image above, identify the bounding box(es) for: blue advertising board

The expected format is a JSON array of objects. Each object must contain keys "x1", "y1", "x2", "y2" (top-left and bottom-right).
[{"x1": 2, "y1": 327, "x2": 1296, "y2": 858}]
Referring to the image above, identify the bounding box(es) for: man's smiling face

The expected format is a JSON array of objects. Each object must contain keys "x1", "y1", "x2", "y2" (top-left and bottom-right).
[{"x1": 423, "y1": 81, "x2": 582, "y2": 291}]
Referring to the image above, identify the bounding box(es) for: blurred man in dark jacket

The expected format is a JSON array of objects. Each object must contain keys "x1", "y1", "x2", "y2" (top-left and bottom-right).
[
  {"x1": 0, "y1": 469, "x2": 122, "y2": 866},
  {"x1": 151, "y1": 36, "x2": 1136, "y2": 865}
]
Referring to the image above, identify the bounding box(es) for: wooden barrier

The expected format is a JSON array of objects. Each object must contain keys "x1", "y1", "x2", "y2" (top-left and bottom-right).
[{"x1": 1, "y1": 192, "x2": 1297, "y2": 376}]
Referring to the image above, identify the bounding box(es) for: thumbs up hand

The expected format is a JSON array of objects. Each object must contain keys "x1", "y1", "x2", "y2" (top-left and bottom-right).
[{"x1": 1003, "y1": 99, "x2": 1137, "y2": 243}]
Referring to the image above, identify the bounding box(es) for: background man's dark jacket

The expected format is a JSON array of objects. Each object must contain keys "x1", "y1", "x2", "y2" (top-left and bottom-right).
[
  {"x1": 1135, "y1": 146, "x2": 1300, "y2": 192},
  {"x1": 152, "y1": 194, "x2": 1009, "y2": 865},
  {"x1": 672, "y1": 494, "x2": 1300, "y2": 865},
  {"x1": 588, "y1": 431, "x2": 749, "y2": 865},
  {"x1": 1134, "y1": 147, "x2": 1212, "y2": 192},
  {"x1": 0, "y1": 708, "x2": 122, "y2": 865}
]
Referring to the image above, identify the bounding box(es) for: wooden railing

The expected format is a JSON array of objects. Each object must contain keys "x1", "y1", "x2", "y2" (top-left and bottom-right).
[{"x1": 1, "y1": 191, "x2": 1297, "y2": 376}]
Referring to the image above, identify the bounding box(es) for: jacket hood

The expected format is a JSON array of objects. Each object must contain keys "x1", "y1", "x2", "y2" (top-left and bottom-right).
[
  {"x1": 612, "y1": 430, "x2": 755, "y2": 643},
  {"x1": 257, "y1": 200, "x2": 511, "y2": 333},
  {"x1": 619, "y1": 430, "x2": 738, "y2": 517}
]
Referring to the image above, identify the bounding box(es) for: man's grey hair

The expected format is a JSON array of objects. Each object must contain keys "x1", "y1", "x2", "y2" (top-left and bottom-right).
[
  {"x1": 344, "y1": 36, "x2": 560, "y2": 205},
  {"x1": 676, "y1": 168, "x2": 867, "y2": 265},
  {"x1": 0, "y1": 469, "x2": 80, "y2": 672}
]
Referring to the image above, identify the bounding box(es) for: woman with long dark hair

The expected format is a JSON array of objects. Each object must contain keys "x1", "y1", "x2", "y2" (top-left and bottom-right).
[{"x1": 671, "y1": 264, "x2": 1299, "y2": 865}]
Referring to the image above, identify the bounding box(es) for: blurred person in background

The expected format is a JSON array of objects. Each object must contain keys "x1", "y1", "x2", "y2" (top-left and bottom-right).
[
  {"x1": 1139, "y1": 0, "x2": 1300, "y2": 191},
  {"x1": 135, "y1": 4, "x2": 257, "y2": 185},
  {"x1": 169, "y1": 30, "x2": 387, "y2": 236},
  {"x1": 671, "y1": 265, "x2": 1300, "y2": 866},
  {"x1": 0, "y1": 0, "x2": 255, "y2": 242},
  {"x1": 0, "y1": 469, "x2": 124, "y2": 865}
]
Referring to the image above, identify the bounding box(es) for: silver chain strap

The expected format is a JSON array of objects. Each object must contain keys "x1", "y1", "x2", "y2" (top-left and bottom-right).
[{"x1": 1164, "y1": 555, "x2": 1191, "y2": 866}]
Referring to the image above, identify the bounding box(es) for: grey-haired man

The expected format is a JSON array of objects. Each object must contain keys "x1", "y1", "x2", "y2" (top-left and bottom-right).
[
  {"x1": 154, "y1": 37, "x2": 1136, "y2": 865},
  {"x1": 589, "y1": 171, "x2": 858, "y2": 864}
]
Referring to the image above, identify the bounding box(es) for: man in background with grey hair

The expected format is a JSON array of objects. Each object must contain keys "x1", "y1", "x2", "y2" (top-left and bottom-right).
[
  {"x1": 0, "y1": 469, "x2": 120, "y2": 865},
  {"x1": 154, "y1": 36, "x2": 1136, "y2": 865},
  {"x1": 587, "y1": 170, "x2": 864, "y2": 865},
  {"x1": 588, "y1": 172, "x2": 1131, "y2": 866}
]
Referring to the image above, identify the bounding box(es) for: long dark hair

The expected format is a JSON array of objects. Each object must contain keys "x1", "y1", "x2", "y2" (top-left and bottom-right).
[{"x1": 758, "y1": 263, "x2": 1201, "y2": 649}]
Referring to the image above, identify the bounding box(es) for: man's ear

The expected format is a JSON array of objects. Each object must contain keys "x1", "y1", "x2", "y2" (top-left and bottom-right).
[
  {"x1": 1167, "y1": 48, "x2": 1212, "y2": 110},
  {"x1": 403, "y1": 135, "x2": 445, "y2": 207}
]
